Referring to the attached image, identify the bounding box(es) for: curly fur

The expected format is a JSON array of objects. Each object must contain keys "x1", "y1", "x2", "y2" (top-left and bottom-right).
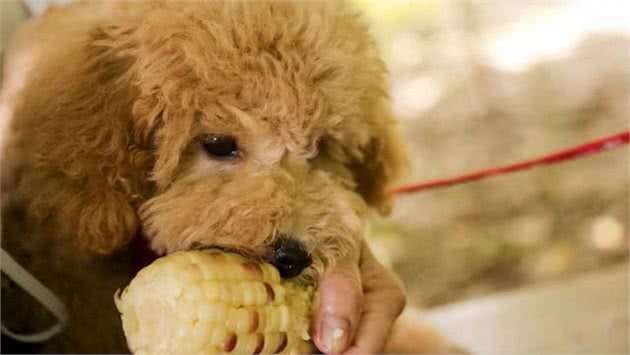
[{"x1": 1, "y1": 1, "x2": 413, "y2": 352}]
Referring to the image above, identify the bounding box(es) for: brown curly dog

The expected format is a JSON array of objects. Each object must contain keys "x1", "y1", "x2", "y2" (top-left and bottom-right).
[{"x1": 1, "y1": 1, "x2": 455, "y2": 353}]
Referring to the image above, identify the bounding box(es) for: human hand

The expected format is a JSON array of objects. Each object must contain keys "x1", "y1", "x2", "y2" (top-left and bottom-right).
[{"x1": 311, "y1": 241, "x2": 406, "y2": 354}]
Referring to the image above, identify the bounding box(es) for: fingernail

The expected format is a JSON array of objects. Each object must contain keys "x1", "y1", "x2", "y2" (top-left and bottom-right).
[{"x1": 320, "y1": 314, "x2": 349, "y2": 354}]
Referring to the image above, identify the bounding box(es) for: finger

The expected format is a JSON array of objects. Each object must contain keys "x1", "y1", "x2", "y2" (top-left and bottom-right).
[
  {"x1": 349, "y1": 301, "x2": 400, "y2": 354},
  {"x1": 312, "y1": 263, "x2": 362, "y2": 355},
  {"x1": 349, "y1": 243, "x2": 406, "y2": 353}
]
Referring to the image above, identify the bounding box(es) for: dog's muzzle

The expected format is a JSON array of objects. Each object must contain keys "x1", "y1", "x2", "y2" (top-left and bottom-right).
[{"x1": 266, "y1": 236, "x2": 312, "y2": 279}]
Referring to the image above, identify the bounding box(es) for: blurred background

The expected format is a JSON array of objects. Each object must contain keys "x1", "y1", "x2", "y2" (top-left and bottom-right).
[{"x1": 350, "y1": 0, "x2": 629, "y2": 307}]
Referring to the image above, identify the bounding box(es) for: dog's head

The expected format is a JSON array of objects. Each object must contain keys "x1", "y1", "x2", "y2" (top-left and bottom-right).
[{"x1": 16, "y1": 0, "x2": 408, "y2": 281}]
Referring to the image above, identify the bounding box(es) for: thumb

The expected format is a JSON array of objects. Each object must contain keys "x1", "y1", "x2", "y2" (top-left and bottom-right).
[{"x1": 312, "y1": 262, "x2": 362, "y2": 355}]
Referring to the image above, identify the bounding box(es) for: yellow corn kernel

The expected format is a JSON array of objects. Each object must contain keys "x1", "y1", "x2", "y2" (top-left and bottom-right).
[{"x1": 115, "y1": 251, "x2": 314, "y2": 355}]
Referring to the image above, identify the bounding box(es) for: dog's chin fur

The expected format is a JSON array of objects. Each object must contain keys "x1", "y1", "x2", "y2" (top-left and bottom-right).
[{"x1": 0, "y1": 1, "x2": 442, "y2": 353}]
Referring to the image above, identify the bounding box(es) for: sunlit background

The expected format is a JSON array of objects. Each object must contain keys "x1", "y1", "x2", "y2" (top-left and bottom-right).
[{"x1": 350, "y1": 0, "x2": 629, "y2": 307}]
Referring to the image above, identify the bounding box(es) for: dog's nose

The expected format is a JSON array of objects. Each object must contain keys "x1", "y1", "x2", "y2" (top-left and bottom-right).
[{"x1": 267, "y1": 236, "x2": 312, "y2": 279}]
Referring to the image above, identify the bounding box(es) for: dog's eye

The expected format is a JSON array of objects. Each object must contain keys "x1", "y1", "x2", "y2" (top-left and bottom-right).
[{"x1": 202, "y1": 135, "x2": 240, "y2": 159}]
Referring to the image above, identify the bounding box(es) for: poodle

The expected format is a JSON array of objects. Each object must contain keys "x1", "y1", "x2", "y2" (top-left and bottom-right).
[{"x1": 1, "y1": 1, "x2": 450, "y2": 353}]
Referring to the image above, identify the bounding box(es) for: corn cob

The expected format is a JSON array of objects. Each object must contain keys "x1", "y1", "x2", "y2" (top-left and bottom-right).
[{"x1": 115, "y1": 251, "x2": 314, "y2": 355}]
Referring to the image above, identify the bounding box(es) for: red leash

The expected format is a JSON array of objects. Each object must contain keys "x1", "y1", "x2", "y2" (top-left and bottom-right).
[{"x1": 392, "y1": 130, "x2": 630, "y2": 195}]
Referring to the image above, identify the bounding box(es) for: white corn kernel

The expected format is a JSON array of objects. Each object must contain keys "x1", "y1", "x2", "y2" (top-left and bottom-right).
[{"x1": 115, "y1": 250, "x2": 314, "y2": 355}]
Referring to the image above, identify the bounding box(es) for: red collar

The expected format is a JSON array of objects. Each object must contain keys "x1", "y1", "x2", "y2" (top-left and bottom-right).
[{"x1": 130, "y1": 231, "x2": 159, "y2": 274}]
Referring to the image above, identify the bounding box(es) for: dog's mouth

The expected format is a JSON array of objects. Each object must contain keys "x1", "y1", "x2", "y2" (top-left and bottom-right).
[
  {"x1": 192, "y1": 243, "x2": 261, "y2": 261},
  {"x1": 131, "y1": 229, "x2": 312, "y2": 279},
  {"x1": 129, "y1": 229, "x2": 160, "y2": 273},
  {"x1": 191, "y1": 241, "x2": 313, "y2": 279}
]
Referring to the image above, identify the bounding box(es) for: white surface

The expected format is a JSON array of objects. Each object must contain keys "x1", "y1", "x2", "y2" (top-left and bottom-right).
[
  {"x1": 424, "y1": 263, "x2": 629, "y2": 354},
  {"x1": 23, "y1": 0, "x2": 71, "y2": 15}
]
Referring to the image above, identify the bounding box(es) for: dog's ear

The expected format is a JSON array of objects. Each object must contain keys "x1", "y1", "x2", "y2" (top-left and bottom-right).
[
  {"x1": 353, "y1": 99, "x2": 409, "y2": 215},
  {"x1": 132, "y1": 100, "x2": 195, "y2": 190},
  {"x1": 10, "y1": 22, "x2": 149, "y2": 254}
]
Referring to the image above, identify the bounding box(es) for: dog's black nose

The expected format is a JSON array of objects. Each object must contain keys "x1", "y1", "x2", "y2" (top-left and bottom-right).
[{"x1": 267, "y1": 236, "x2": 311, "y2": 279}]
